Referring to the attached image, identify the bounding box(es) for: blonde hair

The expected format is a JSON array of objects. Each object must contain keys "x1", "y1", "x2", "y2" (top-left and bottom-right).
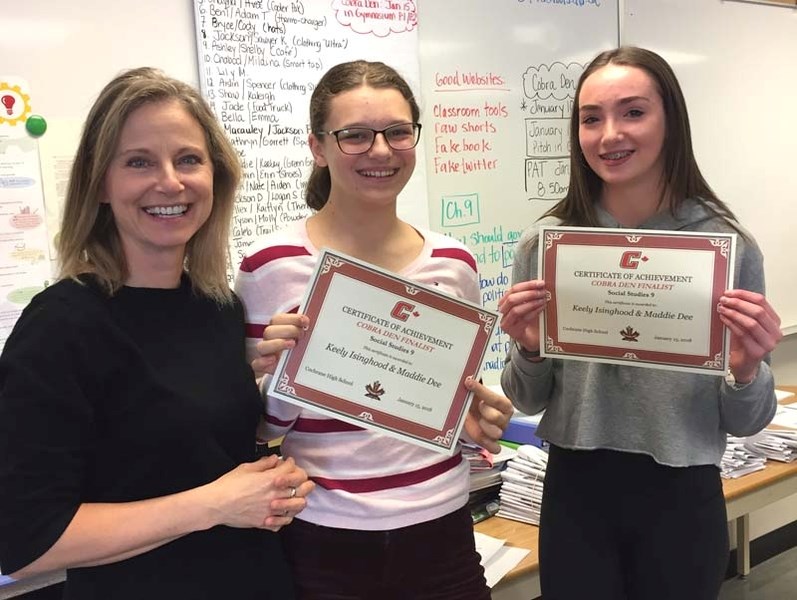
[{"x1": 57, "y1": 67, "x2": 241, "y2": 302}]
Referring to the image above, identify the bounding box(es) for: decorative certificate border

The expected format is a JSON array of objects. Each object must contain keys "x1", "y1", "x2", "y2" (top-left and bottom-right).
[
  {"x1": 539, "y1": 226, "x2": 736, "y2": 375},
  {"x1": 269, "y1": 249, "x2": 498, "y2": 455}
]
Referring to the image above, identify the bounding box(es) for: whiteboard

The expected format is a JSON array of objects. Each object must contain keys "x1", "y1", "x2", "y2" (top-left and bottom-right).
[
  {"x1": 418, "y1": 0, "x2": 619, "y2": 379},
  {"x1": 623, "y1": 0, "x2": 797, "y2": 333}
]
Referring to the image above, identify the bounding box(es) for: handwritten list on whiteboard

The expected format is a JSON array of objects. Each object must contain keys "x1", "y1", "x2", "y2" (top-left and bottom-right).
[{"x1": 192, "y1": 0, "x2": 425, "y2": 280}]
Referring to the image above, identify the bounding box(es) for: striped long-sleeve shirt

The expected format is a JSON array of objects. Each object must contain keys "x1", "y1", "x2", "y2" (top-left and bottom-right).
[{"x1": 235, "y1": 219, "x2": 481, "y2": 530}]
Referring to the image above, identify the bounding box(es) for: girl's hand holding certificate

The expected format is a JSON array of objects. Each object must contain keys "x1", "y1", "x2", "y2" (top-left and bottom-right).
[
  {"x1": 719, "y1": 289, "x2": 782, "y2": 384},
  {"x1": 252, "y1": 313, "x2": 310, "y2": 378},
  {"x1": 463, "y1": 377, "x2": 513, "y2": 454},
  {"x1": 497, "y1": 279, "x2": 548, "y2": 356}
]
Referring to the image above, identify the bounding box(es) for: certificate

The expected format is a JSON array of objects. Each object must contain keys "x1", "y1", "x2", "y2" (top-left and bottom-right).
[
  {"x1": 538, "y1": 226, "x2": 736, "y2": 375},
  {"x1": 268, "y1": 249, "x2": 498, "y2": 455}
]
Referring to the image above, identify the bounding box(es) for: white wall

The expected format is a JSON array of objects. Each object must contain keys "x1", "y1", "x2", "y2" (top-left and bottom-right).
[{"x1": 0, "y1": 1, "x2": 199, "y2": 120}]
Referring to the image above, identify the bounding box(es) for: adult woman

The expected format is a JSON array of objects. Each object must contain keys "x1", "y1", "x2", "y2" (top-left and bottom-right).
[
  {"x1": 499, "y1": 47, "x2": 782, "y2": 600},
  {"x1": 0, "y1": 68, "x2": 312, "y2": 599},
  {"x1": 235, "y1": 60, "x2": 512, "y2": 599}
]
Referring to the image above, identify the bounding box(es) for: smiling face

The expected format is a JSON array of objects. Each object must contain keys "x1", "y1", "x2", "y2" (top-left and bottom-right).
[
  {"x1": 103, "y1": 100, "x2": 213, "y2": 281},
  {"x1": 309, "y1": 85, "x2": 416, "y2": 212},
  {"x1": 577, "y1": 64, "x2": 667, "y2": 195}
]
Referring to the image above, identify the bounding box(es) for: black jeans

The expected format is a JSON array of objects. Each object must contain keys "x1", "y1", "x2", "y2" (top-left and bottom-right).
[
  {"x1": 539, "y1": 445, "x2": 729, "y2": 600},
  {"x1": 280, "y1": 505, "x2": 491, "y2": 600}
]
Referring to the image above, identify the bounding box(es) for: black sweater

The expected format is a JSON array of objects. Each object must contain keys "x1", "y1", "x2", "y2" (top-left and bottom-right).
[{"x1": 0, "y1": 276, "x2": 293, "y2": 599}]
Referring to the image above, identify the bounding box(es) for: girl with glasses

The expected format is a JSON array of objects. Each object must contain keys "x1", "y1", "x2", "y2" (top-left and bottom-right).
[{"x1": 235, "y1": 60, "x2": 513, "y2": 599}]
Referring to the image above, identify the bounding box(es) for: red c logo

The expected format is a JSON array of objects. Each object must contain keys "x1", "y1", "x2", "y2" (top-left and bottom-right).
[
  {"x1": 391, "y1": 301, "x2": 415, "y2": 321},
  {"x1": 619, "y1": 251, "x2": 642, "y2": 269}
]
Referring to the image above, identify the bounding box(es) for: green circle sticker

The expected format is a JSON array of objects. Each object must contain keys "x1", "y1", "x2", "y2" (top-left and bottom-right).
[{"x1": 26, "y1": 115, "x2": 47, "y2": 136}]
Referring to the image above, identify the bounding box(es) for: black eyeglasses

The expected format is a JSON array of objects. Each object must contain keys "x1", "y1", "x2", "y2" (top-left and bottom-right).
[{"x1": 316, "y1": 122, "x2": 422, "y2": 155}]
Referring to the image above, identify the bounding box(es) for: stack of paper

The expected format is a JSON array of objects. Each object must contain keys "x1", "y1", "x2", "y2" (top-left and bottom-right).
[
  {"x1": 497, "y1": 444, "x2": 547, "y2": 525},
  {"x1": 721, "y1": 436, "x2": 767, "y2": 479},
  {"x1": 462, "y1": 443, "x2": 494, "y2": 470},
  {"x1": 466, "y1": 443, "x2": 518, "y2": 523},
  {"x1": 744, "y1": 429, "x2": 797, "y2": 463}
]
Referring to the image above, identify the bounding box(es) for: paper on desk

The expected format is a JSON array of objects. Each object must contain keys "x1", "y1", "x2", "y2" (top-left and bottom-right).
[
  {"x1": 775, "y1": 389, "x2": 795, "y2": 403},
  {"x1": 474, "y1": 531, "x2": 505, "y2": 564},
  {"x1": 474, "y1": 531, "x2": 531, "y2": 588},
  {"x1": 771, "y1": 404, "x2": 797, "y2": 429}
]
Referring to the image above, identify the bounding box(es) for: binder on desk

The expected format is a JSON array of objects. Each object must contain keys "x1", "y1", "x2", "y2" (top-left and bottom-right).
[
  {"x1": 501, "y1": 411, "x2": 544, "y2": 448},
  {"x1": 486, "y1": 385, "x2": 545, "y2": 447}
]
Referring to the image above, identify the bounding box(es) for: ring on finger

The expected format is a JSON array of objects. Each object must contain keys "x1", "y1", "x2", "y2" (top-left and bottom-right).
[{"x1": 288, "y1": 486, "x2": 297, "y2": 498}]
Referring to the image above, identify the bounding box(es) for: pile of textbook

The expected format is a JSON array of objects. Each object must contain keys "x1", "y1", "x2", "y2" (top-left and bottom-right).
[{"x1": 496, "y1": 445, "x2": 547, "y2": 525}]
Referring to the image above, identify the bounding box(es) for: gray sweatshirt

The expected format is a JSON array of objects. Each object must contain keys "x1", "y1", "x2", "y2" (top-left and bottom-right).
[{"x1": 501, "y1": 198, "x2": 777, "y2": 467}]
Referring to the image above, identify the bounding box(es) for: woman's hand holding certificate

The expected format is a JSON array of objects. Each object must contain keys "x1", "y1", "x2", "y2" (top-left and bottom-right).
[{"x1": 462, "y1": 377, "x2": 514, "y2": 454}]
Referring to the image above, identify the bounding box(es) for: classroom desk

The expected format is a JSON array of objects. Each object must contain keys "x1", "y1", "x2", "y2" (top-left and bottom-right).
[
  {"x1": 475, "y1": 385, "x2": 797, "y2": 599},
  {"x1": 723, "y1": 384, "x2": 797, "y2": 577},
  {"x1": 475, "y1": 516, "x2": 539, "y2": 600}
]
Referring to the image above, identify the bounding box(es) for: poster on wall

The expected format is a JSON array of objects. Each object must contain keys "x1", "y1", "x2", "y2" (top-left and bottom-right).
[{"x1": 0, "y1": 77, "x2": 51, "y2": 351}]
